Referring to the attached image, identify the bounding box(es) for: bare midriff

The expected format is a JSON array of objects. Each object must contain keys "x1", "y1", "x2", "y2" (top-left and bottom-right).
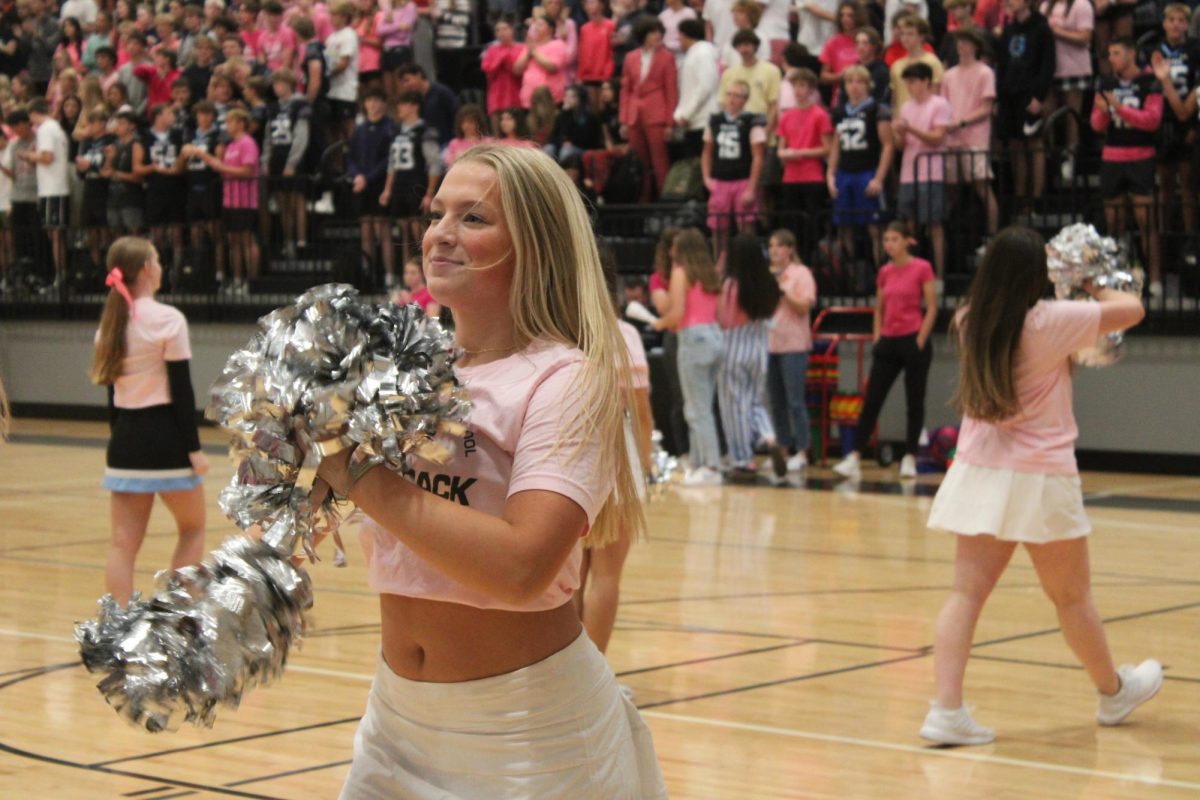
[{"x1": 379, "y1": 594, "x2": 583, "y2": 682}]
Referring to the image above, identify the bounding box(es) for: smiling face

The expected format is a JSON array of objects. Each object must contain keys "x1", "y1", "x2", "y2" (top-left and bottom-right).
[{"x1": 422, "y1": 160, "x2": 515, "y2": 310}]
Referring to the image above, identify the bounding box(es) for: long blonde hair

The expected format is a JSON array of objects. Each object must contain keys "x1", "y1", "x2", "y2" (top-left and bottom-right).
[
  {"x1": 454, "y1": 144, "x2": 644, "y2": 547},
  {"x1": 91, "y1": 237, "x2": 156, "y2": 386},
  {"x1": 673, "y1": 227, "x2": 721, "y2": 292}
]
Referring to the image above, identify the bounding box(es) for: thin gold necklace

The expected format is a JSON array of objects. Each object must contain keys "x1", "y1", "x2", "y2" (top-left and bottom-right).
[{"x1": 460, "y1": 344, "x2": 516, "y2": 356}]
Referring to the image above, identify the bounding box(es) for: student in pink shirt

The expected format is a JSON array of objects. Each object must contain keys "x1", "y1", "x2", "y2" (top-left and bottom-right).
[
  {"x1": 539, "y1": 0, "x2": 579, "y2": 80},
  {"x1": 893, "y1": 60, "x2": 952, "y2": 278},
  {"x1": 91, "y1": 236, "x2": 207, "y2": 606},
  {"x1": 833, "y1": 220, "x2": 936, "y2": 482},
  {"x1": 716, "y1": 234, "x2": 790, "y2": 485},
  {"x1": 444, "y1": 104, "x2": 492, "y2": 166},
  {"x1": 651, "y1": 227, "x2": 724, "y2": 484},
  {"x1": 354, "y1": 0, "x2": 384, "y2": 92},
  {"x1": 198, "y1": 108, "x2": 259, "y2": 294},
  {"x1": 578, "y1": 0, "x2": 616, "y2": 110},
  {"x1": 392, "y1": 254, "x2": 441, "y2": 317},
  {"x1": 286, "y1": 0, "x2": 334, "y2": 43},
  {"x1": 515, "y1": 16, "x2": 570, "y2": 108},
  {"x1": 259, "y1": 2, "x2": 298, "y2": 72},
  {"x1": 659, "y1": 0, "x2": 697, "y2": 63},
  {"x1": 315, "y1": 145, "x2": 667, "y2": 797},
  {"x1": 765, "y1": 229, "x2": 816, "y2": 474},
  {"x1": 819, "y1": 0, "x2": 867, "y2": 99},
  {"x1": 377, "y1": 0, "x2": 417, "y2": 102},
  {"x1": 923, "y1": 226, "x2": 1160, "y2": 746},
  {"x1": 777, "y1": 68, "x2": 833, "y2": 264},
  {"x1": 481, "y1": 17, "x2": 523, "y2": 130},
  {"x1": 940, "y1": 27, "x2": 999, "y2": 238}
]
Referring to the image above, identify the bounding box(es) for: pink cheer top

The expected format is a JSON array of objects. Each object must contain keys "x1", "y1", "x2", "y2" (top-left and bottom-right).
[
  {"x1": 101, "y1": 297, "x2": 192, "y2": 409},
  {"x1": 678, "y1": 268, "x2": 719, "y2": 329},
  {"x1": 359, "y1": 341, "x2": 614, "y2": 611}
]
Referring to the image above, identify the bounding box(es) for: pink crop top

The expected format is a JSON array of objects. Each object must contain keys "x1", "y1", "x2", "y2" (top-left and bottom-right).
[
  {"x1": 99, "y1": 297, "x2": 192, "y2": 409},
  {"x1": 680, "y1": 272, "x2": 719, "y2": 329},
  {"x1": 358, "y1": 342, "x2": 615, "y2": 611}
]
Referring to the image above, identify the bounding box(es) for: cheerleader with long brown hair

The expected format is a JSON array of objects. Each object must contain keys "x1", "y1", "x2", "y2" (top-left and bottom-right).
[{"x1": 91, "y1": 236, "x2": 207, "y2": 605}]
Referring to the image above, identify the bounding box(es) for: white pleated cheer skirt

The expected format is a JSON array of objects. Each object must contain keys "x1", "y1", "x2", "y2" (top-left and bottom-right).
[
  {"x1": 927, "y1": 461, "x2": 1091, "y2": 543},
  {"x1": 339, "y1": 631, "x2": 668, "y2": 800}
]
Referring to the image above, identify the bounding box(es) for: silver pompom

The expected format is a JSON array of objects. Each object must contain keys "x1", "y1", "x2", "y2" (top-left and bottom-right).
[
  {"x1": 76, "y1": 284, "x2": 469, "y2": 731},
  {"x1": 1045, "y1": 224, "x2": 1144, "y2": 367}
]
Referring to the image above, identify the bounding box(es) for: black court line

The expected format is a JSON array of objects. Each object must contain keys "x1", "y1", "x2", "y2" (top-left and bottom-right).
[
  {"x1": 0, "y1": 661, "x2": 78, "y2": 691},
  {"x1": 1087, "y1": 495, "x2": 1200, "y2": 514},
  {"x1": 971, "y1": 654, "x2": 1200, "y2": 684},
  {"x1": 122, "y1": 786, "x2": 181, "y2": 797},
  {"x1": 971, "y1": 600, "x2": 1200, "y2": 651},
  {"x1": 635, "y1": 652, "x2": 929, "y2": 710},
  {"x1": 616, "y1": 642, "x2": 807, "y2": 678},
  {"x1": 7, "y1": 432, "x2": 227, "y2": 456},
  {"x1": 648, "y1": 534, "x2": 1200, "y2": 588},
  {"x1": 618, "y1": 618, "x2": 927, "y2": 653},
  {"x1": 91, "y1": 716, "x2": 362, "y2": 768},
  {"x1": 0, "y1": 742, "x2": 284, "y2": 799},
  {"x1": 225, "y1": 758, "x2": 354, "y2": 787}
]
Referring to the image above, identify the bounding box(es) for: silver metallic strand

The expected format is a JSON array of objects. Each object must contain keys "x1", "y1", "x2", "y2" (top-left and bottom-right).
[
  {"x1": 1045, "y1": 223, "x2": 1145, "y2": 367},
  {"x1": 76, "y1": 284, "x2": 469, "y2": 732}
]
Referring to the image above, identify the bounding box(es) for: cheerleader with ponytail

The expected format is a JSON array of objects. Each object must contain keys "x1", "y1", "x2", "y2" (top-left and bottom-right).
[{"x1": 91, "y1": 236, "x2": 208, "y2": 606}]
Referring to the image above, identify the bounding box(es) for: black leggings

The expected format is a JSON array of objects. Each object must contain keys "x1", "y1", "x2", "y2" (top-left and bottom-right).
[{"x1": 854, "y1": 333, "x2": 932, "y2": 456}]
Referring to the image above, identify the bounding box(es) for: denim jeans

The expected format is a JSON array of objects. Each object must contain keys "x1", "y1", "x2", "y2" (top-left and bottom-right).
[
  {"x1": 676, "y1": 323, "x2": 724, "y2": 470},
  {"x1": 767, "y1": 351, "x2": 810, "y2": 453}
]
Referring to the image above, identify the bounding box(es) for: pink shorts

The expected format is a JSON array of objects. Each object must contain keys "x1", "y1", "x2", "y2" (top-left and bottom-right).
[{"x1": 707, "y1": 178, "x2": 759, "y2": 231}]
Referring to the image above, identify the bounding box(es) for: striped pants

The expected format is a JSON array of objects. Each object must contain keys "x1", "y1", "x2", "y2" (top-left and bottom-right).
[{"x1": 718, "y1": 320, "x2": 776, "y2": 468}]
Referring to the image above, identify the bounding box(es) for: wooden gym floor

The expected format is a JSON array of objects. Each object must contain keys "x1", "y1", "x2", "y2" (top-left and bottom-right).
[{"x1": 0, "y1": 418, "x2": 1197, "y2": 799}]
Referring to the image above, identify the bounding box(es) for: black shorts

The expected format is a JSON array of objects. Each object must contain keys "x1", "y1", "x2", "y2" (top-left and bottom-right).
[
  {"x1": 10, "y1": 201, "x2": 36, "y2": 232},
  {"x1": 106, "y1": 405, "x2": 193, "y2": 472},
  {"x1": 1157, "y1": 122, "x2": 1194, "y2": 163},
  {"x1": 267, "y1": 154, "x2": 307, "y2": 191},
  {"x1": 82, "y1": 181, "x2": 109, "y2": 227},
  {"x1": 382, "y1": 45, "x2": 412, "y2": 71},
  {"x1": 1100, "y1": 158, "x2": 1156, "y2": 199},
  {"x1": 146, "y1": 182, "x2": 187, "y2": 226},
  {"x1": 186, "y1": 180, "x2": 222, "y2": 222},
  {"x1": 358, "y1": 69, "x2": 381, "y2": 85},
  {"x1": 38, "y1": 195, "x2": 69, "y2": 229},
  {"x1": 329, "y1": 98, "x2": 358, "y2": 123},
  {"x1": 388, "y1": 181, "x2": 427, "y2": 217},
  {"x1": 355, "y1": 182, "x2": 388, "y2": 218},
  {"x1": 223, "y1": 208, "x2": 258, "y2": 232}
]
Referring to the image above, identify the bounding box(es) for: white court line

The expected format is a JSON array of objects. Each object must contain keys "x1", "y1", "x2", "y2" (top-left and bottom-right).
[
  {"x1": 639, "y1": 710, "x2": 1200, "y2": 792},
  {"x1": 2, "y1": 628, "x2": 1192, "y2": 791}
]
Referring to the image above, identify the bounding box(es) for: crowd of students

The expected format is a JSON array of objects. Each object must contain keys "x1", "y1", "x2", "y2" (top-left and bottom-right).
[
  {"x1": 0, "y1": 0, "x2": 1197, "y2": 304},
  {"x1": 476, "y1": 0, "x2": 1200, "y2": 307}
]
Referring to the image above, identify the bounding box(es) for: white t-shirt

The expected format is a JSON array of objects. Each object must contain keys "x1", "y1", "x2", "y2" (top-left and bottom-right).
[
  {"x1": 34, "y1": 118, "x2": 70, "y2": 198},
  {"x1": 0, "y1": 142, "x2": 12, "y2": 212},
  {"x1": 797, "y1": 0, "x2": 838, "y2": 53},
  {"x1": 704, "y1": 0, "x2": 736, "y2": 52},
  {"x1": 60, "y1": 0, "x2": 98, "y2": 25},
  {"x1": 757, "y1": 0, "x2": 791, "y2": 43},
  {"x1": 324, "y1": 26, "x2": 360, "y2": 102}
]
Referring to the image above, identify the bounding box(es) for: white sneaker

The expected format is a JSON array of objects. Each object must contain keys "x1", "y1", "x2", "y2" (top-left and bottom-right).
[
  {"x1": 1061, "y1": 152, "x2": 1075, "y2": 182},
  {"x1": 1097, "y1": 660, "x2": 1163, "y2": 726},
  {"x1": 787, "y1": 453, "x2": 807, "y2": 472},
  {"x1": 768, "y1": 473, "x2": 798, "y2": 488},
  {"x1": 683, "y1": 466, "x2": 722, "y2": 486},
  {"x1": 899, "y1": 454, "x2": 917, "y2": 478},
  {"x1": 832, "y1": 452, "x2": 861, "y2": 481},
  {"x1": 919, "y1": 702, "x2": 995, "y2": 746},
  {"x1": 314, "y1": 192, "x2": 334, "y2": 214}
]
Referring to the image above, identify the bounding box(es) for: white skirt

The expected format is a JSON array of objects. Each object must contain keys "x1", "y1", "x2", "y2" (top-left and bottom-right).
[
  {"x1": 927, "y1": 461, "x2": 1091, "y2": 543},
  {"x1": 339, "y1": 631, "x2": 668, "y2": 800}
]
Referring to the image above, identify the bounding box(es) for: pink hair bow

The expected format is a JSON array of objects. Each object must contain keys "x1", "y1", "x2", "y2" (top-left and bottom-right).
[{"x1": 106, "y1": 268, "x2": 137, "y2": 318}]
